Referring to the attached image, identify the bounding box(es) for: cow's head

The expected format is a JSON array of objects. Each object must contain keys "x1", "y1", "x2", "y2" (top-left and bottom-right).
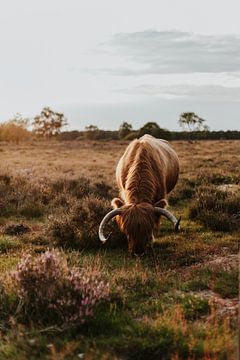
[{"x1": 99, "y1": 198, "x2": 181, "y2": 255}]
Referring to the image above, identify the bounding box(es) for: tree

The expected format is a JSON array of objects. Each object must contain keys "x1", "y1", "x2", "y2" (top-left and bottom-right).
[
  {"x1": 138, "y1": 122, "x2": 171, "y2": 140},
  {"x1": 32, "y1": 107, "x2": 67, "y2": 138},
  {"x1": 84, "y1": 125, "x2": 100, "y2": 140},
  {"x1": 85, "y1": 125, "x2": 99, "y2": 132},
  {"x1": 118, "y1": 122, "x2": 133, "y2": 139},
  {"x1": 178, "y1": 112, "x2": 208, "y2": 132}
]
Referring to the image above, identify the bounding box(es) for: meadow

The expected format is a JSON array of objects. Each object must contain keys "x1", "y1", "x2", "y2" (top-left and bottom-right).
[{"x1": 0, "y1": 139, "x2": 239, "y2": 359}]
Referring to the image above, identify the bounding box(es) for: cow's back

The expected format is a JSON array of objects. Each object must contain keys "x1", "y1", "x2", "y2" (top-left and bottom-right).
[
  {"x1": 139, "y1": 135, "x2": 179, "y2": 193},
  {"x1": 116, "y1": 135, "x2": 179, "y2": 204}
]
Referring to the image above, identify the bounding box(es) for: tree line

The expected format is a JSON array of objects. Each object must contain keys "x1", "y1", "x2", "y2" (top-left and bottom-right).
[{"x1": 0, "y1": 107, "x2": 239, "y2": 142}]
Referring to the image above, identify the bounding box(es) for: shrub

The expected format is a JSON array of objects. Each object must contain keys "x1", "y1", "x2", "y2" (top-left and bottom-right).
[
  {"x1": 0, "y1": 174, "x2": 11, "y2": 185},
  {"x1": 138, "y1": 122, "x2": 172, "y2": 140},
  {"x1": 50, "y1": 177, "x2": 92, "y2": 199},
  {"x1": 48, "y1": 214, "x2": 79, "y2": 247},
  {"x1": 189, "y1": 185, "x2": 240, "y2": 231},
  {"x1": 11, "y1": 249, "x2": 109, "y2": 325},
  {"x1": 118, "y1": 122, "x2": 133, "y2": 139},
  {"x1": 169, "y1": 179, "x2": 196, "y2": 205},
  {"x1": 0, "y1": 174, "x2": 115, "y2": 221},
  {"x1": 0, "y1": 115, "x2": 30, "y2": 143},
  {"x1": 196, "y1": 172, "x2": 239, "y2": 185},
  {"x1": 93, "y1": 181, "x2": 115, "y2": 199},
  {"x1": 50, "y1": 177, "x2": 114, "y2": 201},
  {"x1": 48, "y1": 196, "x2": 126, "y2": 249},
  {"x1": 0, "y1": 175, "x2": 50, "y2": 218},
  {"x1": 169, "y1": 171, "x2": 239, "y2": 206},
  {"x1": 4, "y1": 224, "x2": 31, "y2": 236},
  {"x1": 124, "y1": 131, "x2": 138, "y2": 141}
]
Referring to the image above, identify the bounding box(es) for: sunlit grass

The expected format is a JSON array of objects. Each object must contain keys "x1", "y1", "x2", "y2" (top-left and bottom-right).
[{"x1": 0, "y1": 140, "x2": 239, "y2": 359}]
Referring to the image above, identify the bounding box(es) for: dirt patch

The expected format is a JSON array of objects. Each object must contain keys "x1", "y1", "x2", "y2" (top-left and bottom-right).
[
  {"x1": 205, "y1": 254, "x2": 239, "y2": 271},
  {"x1": 197, "y1": 290, "x2": 238, "y2": 319}
]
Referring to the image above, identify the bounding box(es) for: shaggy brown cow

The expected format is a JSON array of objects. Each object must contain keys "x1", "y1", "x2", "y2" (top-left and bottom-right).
[{"x1": 99, "y1": 135, "x2": 181, "y2": 254}]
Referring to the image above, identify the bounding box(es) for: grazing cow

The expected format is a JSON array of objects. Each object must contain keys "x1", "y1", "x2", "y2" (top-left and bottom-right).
[{"x1": 99, "y1": 135, "x2": 181, "y2": 255}]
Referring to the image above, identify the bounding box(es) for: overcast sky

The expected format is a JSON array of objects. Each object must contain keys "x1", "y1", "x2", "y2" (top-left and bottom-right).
[{"x1": 0, "y1": 0, "x2": 240, "y2": 130}]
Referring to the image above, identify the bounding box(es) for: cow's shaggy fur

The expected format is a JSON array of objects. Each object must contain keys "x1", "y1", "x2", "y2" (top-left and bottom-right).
[{"x1": 112, "y1": 135, "x2": 180, "y2": 254}]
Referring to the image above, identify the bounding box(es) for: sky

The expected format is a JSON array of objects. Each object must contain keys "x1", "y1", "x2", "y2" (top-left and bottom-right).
[{"x1": 0, "y1": 0, "x2": 240, "y2": 131}]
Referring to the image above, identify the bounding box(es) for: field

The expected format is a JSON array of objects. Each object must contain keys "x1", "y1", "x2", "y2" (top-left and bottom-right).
[{"x1": 0, "y1": 140, "x2": 239, "y2": 359}]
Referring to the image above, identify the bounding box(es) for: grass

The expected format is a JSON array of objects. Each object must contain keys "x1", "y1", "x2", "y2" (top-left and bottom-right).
[
  {"x1": 0, "y1": 235, "x2": 22, "y2": 254},
  {"x1": 0, "y1": 139, "x2": 239, "y2": 359},
  {"x1": 182, "y1": 267, "x2": 238, "y2": 297}
]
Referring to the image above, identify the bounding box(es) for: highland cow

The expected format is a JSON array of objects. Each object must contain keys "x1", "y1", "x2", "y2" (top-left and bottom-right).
[{"x1": 99, "y1": 135, "x2": 181, "y2": 254}]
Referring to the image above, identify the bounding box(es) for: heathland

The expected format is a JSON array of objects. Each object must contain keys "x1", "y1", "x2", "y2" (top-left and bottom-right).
[{"x1": 0, "y1": 139, "x2": 239, "y2": 359}]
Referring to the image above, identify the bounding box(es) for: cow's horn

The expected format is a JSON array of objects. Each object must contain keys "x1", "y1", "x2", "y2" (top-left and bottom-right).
[
  {"x1": 154, "y1": 207, "x2": 181, "y2": 231},
  {"x1": 99, "y1": 209, "x2": 123, "y2": 243}
]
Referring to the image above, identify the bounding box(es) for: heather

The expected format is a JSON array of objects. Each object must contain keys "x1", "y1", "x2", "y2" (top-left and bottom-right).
[
  {"x1": 189, "y1": 185, "x2": 240, "y2": 231},
  {"x1": 8, "y1": 249, "x2": 110, "y2": 326},
  {"x1": 0, "y1": 140, "x2": 238, "y2": 359}
]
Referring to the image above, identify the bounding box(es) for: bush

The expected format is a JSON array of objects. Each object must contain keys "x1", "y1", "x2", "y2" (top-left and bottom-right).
[
  {"x1": 169, "y1": 179, "x2": 196, "y2": 205},
  {"x1": 0, "y1": 173, "x2": 124, "y2": 249},
  {"x1": 196, "y1": 172, "x2": 239, "y2": 185},
  {"x1": 50, "y1": 177, "x2": 114, "y2": 201},
  {"x1": 189, "y1": 185, "x2": 240, "y2": 231},
  {"x1": 11, "y1": 249, "x2": 109, "y2": 325},
  {"x1": 4, "y1": 224, "x2": 31, "y2": 236},
  {"x1": 138, "y1": 122, "x2": 172, "y2": 140},
  {"x1": 50, "y1": 177, "x2": 92, "y2": 199},
  {"x1": 48, "y1": 196, "x2": 126, "y2": 249},
  {"x1": 93, "y1": 181, "x2": 115, "y2": 199},
  {"x1": 48, "y1": 214, "x2": 79, "y2": 247},
  {"x1": 124, "y1": 132, "x2": 139, "y2": 141},
  {"x1": 48, "y1": 196, "x2": 110, "y2": 248},
  {"x1": 0, "y1": 115, "x2": 30, "y2": 143},
  {"x1": 118, "y1": 122, "x2": 133, "y2": 139},
  {"x1": 0, "y1": 175, "x2": 50, "y2": 218},
  {"x1": 0, "y1": 174, "x2": 115, "y2": 220},
  {"x1": 0, "y1": 174, "x2": 11, "y2": 185}
]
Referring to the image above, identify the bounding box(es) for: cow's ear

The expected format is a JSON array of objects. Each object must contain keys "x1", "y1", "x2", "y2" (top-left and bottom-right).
[
  {"x1": 154, "y1": 199, "x2": 168, "y2": 208},
  {"x1": 111, "y1": 197, "x2": 124, "y2": 209}
]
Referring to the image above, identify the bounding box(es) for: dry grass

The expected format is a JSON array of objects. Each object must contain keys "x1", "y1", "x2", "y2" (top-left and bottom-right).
[
  {"x1": 0, "y1": 140, "x2": 125, "y2": 182},
  {"x1": 1, "y1": 140, "x2": 239, "y2": 181},
  {"x1": 0, "y1": 139, "x2": 239, "y2": 360}
]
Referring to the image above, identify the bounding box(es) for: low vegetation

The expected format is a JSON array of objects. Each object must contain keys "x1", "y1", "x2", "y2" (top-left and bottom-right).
[
  {"x1": 8, "y1": 249, "x2": 110, "y2": 326},
  {"x1": 189, "y1": 185, "x2": 240, "y2": 231},
  {"x1": 0, "y1": 140, "x2": 239, "y2": 359}
]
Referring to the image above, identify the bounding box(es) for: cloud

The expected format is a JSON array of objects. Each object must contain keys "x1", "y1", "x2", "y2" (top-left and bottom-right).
[
  {"x1": 120, "y1": 84, "x2": 240, "y2": 102},
  {"x1": 105, "y1": 30, "x2": 240, "y2": 74}
]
